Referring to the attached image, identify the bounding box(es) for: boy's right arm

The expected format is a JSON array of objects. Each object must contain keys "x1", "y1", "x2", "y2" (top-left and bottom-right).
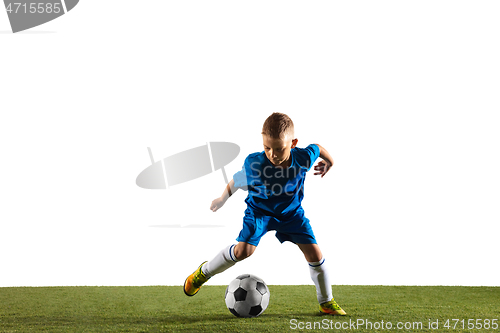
[{"x1": 210, "y1": 179, "x2": 238, "y2": 212}]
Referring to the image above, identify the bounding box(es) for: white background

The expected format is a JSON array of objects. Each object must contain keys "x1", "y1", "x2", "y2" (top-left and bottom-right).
[{"x1": 1, "y1": 1, "x2": 499, "y2": 287}]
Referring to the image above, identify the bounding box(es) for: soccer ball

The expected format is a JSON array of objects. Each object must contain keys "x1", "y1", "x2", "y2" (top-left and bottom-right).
[{"x1": 225, "y1": 274, "x2": 270, "y2": 318}]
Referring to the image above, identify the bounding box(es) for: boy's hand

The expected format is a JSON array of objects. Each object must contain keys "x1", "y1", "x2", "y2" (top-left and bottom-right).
[
  {"x1": 210, "y1": 180, "x2": 236, "y2": 212},
  {"x1": 314, "y1": 160, "x2": 332, "y2": 178},
  {"x1": 210, "y1": 197, "x2": 226, "y2": 212}
]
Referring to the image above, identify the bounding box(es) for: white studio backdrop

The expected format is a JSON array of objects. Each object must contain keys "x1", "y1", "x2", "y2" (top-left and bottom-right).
[{"x1": 0, "y1": 1, "x2": 499, "y2": 287}]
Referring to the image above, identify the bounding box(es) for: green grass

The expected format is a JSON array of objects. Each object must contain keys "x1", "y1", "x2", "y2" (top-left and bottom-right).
[{"x1": 0, "y1": 285, "x2": 499, "y2": 332}]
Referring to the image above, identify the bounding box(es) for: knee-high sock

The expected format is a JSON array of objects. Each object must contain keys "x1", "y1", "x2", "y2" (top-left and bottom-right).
[
  {"x1": 202, "y1": 244, "x2": 239, "y2": 278},
  {"x1": 308, "y1": 258, "x2": 333, "y2": 304}
]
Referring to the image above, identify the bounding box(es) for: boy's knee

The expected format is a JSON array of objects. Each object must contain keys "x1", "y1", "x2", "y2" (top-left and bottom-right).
[
  {"x1": 234, "y1": 242, "x2": 256, "y2": 260},
  {"x1": 297, "y1": 243, "x2": 323, "y2": 263},
  {"x1": 305, "y1": 250, "x2": 322, "y2": 263}
]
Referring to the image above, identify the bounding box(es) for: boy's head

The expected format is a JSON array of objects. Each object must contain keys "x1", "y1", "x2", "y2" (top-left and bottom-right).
[{"x1": 261, "y1": 113, "x2": 298, "y2": 167}]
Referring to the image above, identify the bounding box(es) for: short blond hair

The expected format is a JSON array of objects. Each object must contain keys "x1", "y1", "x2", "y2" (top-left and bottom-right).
[{"x1": 261, "y1": 112, "x2": 294, "y2": 139}]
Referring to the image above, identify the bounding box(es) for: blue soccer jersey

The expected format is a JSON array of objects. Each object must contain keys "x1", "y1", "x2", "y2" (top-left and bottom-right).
[{"x1": 233, "y1": 144, "x2": 320, "y2": 218}]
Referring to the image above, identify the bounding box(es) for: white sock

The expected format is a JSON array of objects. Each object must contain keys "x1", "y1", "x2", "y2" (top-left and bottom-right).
[
  {"x1": 308, "y1": 257, "x2": 333, "y2": 304},
  {"x1": 202, "y1": 244, "x2": 239, "y2": 278}
]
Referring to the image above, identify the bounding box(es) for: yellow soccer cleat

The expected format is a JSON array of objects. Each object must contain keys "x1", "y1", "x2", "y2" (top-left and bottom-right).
[
  {"x1": 183, "y1": 261, "x2": 209, "y2": 296},
  {"x1": 319, "y1": 299, "x2": 347, "y2": 316}
]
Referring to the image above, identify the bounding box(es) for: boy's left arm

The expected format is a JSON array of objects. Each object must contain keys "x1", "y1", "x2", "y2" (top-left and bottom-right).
[{"x1": 313, "y1": 144, "x2": 334, "y2": 178}]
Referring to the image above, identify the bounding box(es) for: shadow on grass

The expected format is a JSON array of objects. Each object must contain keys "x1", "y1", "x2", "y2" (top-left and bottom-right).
[
  {"x1": 2, "y1": 311, "x2": 342, "y2": 328},
  {"x1": 161, "y1": 311, "x2": 330, "y2": 323}
]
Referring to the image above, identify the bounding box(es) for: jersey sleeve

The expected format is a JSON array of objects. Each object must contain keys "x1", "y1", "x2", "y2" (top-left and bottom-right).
[
  {"x1": 233, "y1": 156, "x2": 253, "y2": 191},
  {"x1": 297, "y1": 144, "x2": 320, "y2": 171}
]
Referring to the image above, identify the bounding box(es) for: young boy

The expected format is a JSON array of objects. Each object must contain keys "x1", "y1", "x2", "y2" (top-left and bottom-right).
[{"x1": 183, "y1": 112, "x2": 346, "y2": 315}]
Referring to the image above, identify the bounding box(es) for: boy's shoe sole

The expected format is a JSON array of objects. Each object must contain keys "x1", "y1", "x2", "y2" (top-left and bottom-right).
[
  {"x1": 183, "y1": 261, "x2": 208, "y2": 297},
  {"x1": 319, "y1": 300, "x2": 347, "y2": 316}
]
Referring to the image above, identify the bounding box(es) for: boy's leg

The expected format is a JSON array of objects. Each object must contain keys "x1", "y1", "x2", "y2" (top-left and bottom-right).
[
  {"x1": 234, "y1": 242, "x2": 257, "y2": 260},
  {"x1": 297, "y1": 243, "x2": 331, "y2": 302},
  {"x1": 203, "y1": 242, "x2": 256, "y2": 277},
  {"x1": 183, "y1": 242, "x2": 256, "y2": 296},
  {"x1": 185, "y1": 208, "x2": 265, "y2": 296},
  {"x1": 297, "y1": 243, "x2": 346, "y2": 315}
]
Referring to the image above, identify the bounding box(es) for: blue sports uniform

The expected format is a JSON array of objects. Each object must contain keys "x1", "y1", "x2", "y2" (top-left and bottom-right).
[{"x1": 233, "y1": 144, "x2": 321, "y2": 246}]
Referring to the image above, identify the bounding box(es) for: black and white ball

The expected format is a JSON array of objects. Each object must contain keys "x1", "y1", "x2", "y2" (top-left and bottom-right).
[{"x1": 225, "y1": 274, "x2": 270, "y2": 317}]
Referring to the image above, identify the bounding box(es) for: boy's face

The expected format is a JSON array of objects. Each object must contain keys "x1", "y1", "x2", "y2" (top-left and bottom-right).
[{"x1": 262, "y1": 133, "x2": 298, "y2": 167}]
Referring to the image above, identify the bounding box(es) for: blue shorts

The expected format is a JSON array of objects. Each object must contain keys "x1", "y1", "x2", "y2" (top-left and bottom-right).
[{"x1": 236, "y1": 207, "x2": 317, "y2": 246}]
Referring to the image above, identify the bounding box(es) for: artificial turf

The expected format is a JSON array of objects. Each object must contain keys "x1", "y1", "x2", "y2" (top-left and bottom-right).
[{"x1": 0, "y1": 285, "x2": 498, "y2": 332}]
